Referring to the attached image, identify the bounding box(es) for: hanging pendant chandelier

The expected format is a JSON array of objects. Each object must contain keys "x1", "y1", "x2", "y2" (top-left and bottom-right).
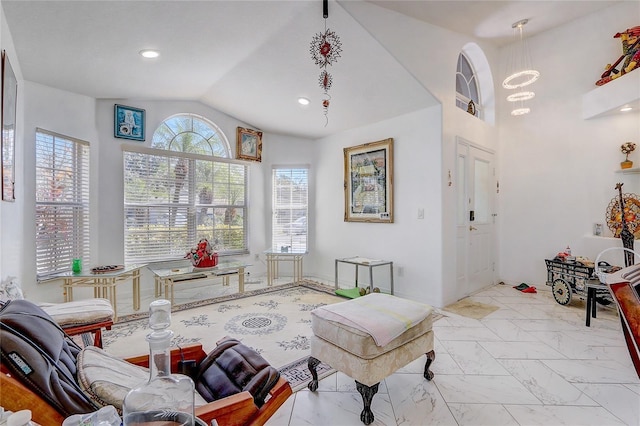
[
  {"x1": 503, "y1": 19, "x2": 540, "y2": 116},
  {"x1": 310, "y1": 0, "x2": 342, "y2": 125}
]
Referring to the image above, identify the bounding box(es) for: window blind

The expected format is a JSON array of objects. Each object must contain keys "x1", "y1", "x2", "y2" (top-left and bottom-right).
[
  {"x1": 35, "y1": 129, "x2": 90, "y2": 279},
  {"x1": 272, "y1": 167, "x2": 308, "y2": 252},
  {"x1": 123, "y1": 148, "x2": 248, "y2": 263}
]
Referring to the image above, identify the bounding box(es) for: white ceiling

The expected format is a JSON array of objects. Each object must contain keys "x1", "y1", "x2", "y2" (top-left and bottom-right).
[{"x1": 1, "y1": 0, "x2": 618, "y2": 139}]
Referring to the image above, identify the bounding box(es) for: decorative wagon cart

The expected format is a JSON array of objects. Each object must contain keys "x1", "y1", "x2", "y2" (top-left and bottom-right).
[{"x1": 544, "y1": 258, "x2": 612, "y2": 306}]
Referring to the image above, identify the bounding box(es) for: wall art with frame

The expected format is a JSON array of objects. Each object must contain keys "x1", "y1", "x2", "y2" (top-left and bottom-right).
[
  {"x1": 1, "y1": 50, "x2": 17, "y2": 202},
  {"x1": 114, "y1": 104, "x2": 145, "y2": 141},
  {"x1": 236, "y1": 126, "x2": 262, "y2": 162},
  {"x1": 344, "y1": 138, "x2": 394, "y2": 223}
]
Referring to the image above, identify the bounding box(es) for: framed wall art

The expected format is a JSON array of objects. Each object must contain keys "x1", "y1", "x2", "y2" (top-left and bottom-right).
[
  {"x1": 344, "y1": 138, "x2": 394, "y2": 223},
  {"x1": 236, "y1": 126, "x2": 262, "y2": 162},
  {"x1": 114, "y1": 104, "x2": 145, "y2": 141},
  {"x1": 1, "y1": 50, "x2": 17, "y2": 202}
]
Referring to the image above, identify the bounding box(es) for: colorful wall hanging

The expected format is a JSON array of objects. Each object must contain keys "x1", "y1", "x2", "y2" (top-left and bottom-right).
[{"x1": 309, "y1": 0, "x2": 342, "y2": 125}]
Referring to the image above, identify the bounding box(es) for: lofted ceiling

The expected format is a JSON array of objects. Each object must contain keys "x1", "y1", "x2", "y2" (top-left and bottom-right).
[{"x1": 1, "y1": 0, "x2": 619, "y2": 139}]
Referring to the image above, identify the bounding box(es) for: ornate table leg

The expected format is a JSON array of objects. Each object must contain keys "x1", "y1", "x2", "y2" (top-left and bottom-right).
[
  {"x1": 307, "y1": 356, "x2": 321, "y2": 391},
  {"x1": 355, "y1": 381, "x2": 379, "y2": 425},
  {"x1": 424, "y1": 350, "x2": 436, "y2": 380}
]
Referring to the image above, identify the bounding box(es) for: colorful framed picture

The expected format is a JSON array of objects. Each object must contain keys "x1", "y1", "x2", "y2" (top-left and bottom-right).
[
  {"x1": 114, "y1": 104, "x2": 145, "y2": 141},
  {"x1": 344, "y1": 138, "x2": 394, "y2": 223},
  {"x1": 236, "y1": 127, "x2": 263, "y2": 162},
  {"x1": 1, "y1": 50, "x2": 17, "y2": 202}
]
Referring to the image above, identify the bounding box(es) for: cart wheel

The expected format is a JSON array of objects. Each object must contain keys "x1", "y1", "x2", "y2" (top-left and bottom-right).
[{"x1": 552, "y1": 279, "x2": 572, "y2": 305}]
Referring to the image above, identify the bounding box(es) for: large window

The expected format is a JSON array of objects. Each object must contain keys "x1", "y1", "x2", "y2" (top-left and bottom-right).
[
  {"x1": 35, "y1": 129, "x2": 90, "y2": 279},
  {"x1": 272, "y1": 167, "x2": 308, "y2": 252},
  {"x1": 124, "y1": 114, "x2": 248, "y2": 263},
  {"x1": 456, "y1": 52, "x2": 482, "y2": 119}
]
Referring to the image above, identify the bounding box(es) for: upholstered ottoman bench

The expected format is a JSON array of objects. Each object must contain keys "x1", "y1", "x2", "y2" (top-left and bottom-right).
[
  {"x1": 308, "y1": 293, "x2": 435, "y2": 425},
  {"x1": 39, "y1": 298, "x2": 114, "y2": 347}
]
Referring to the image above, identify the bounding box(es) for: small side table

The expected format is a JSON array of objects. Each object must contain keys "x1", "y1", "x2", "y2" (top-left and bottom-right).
[
  {"x1": 264, "y1": 249, "x2": 306, "y2": 286},
  {"x1": 335, "y1": 257, "x2": 394, "y2": 295}
]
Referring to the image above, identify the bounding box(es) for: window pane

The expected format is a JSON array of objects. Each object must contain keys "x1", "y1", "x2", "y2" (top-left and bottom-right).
[
  {"x1": 35, "y1": 129, "x2": 90, "y2": 278},
  {"x1": 272, "y1": 167, "x2": 308, "y2": 252},
  {"x1": 469, "y1": 77, "x2": 479, "y2": 104}
]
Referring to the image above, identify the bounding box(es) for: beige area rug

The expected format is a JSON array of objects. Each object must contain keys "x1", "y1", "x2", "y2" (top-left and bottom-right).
[
  {"x1": 102, "y1": 281, "x2": 444, "y2": 391},
  {"x1": 443, "y1": 298, "x2": 499, "y2": 320},
  {"x1": 104, "y1": 281, "x2": 340, "y2": 361}
]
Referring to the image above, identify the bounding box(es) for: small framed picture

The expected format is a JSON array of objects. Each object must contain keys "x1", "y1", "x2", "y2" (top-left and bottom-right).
[
  {"x1": 236, "y1": 127, "x2": 262, "y2": 162},
  {"x1": 114, "y1": 104, "x2": 145, "y2": 141}
]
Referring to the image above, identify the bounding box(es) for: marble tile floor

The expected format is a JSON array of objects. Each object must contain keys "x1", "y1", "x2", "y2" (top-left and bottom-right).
[
  {"x1": 116, "y1": 279, "x2": 639, "y2": 425},
  {"x1": 264, "y1": 283, "x2": 639, "y2": 426}
]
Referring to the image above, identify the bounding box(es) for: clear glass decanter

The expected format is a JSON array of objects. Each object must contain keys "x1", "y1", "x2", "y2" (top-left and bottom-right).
[{"x1": 122, "y1": 299, "x2": 196, "y2": 425}]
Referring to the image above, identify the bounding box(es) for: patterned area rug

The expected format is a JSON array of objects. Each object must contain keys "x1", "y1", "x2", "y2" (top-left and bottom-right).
[{"x1": 103, "y1": 281, "x2": 343, "y2": 390}]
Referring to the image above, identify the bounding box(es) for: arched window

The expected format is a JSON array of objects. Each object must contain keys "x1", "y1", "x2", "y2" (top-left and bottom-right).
[
  {"x1": 151, "y1": 113, "x2": 231, "y2": 157},
  {"x1": 456, "y1": 52, "x2": 482, "y2": 119},
  {"x1": 123, "y1": 114, "x2": 247, "y2": 263}
]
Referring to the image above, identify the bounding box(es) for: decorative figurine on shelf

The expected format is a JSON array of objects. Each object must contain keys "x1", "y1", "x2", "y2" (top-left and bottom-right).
[
  {"x1": 596, "y1": 26, "x2": 640, "y2": 86},
  {"x1": 185, "y1": 238, "x2": 218, "y2": 268},
  {"x1": 621, "y1": 142, "x2": 636, "y2": 169}
]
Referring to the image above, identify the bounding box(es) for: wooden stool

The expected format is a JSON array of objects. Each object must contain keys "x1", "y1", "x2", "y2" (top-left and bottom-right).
[{"x1": 308, "y1": 293, "x2": 435, "y2": 425}]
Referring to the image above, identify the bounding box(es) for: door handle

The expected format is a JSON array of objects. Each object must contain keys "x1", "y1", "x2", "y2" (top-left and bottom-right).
[{"x1": 469, "y1": 226, "x2": 477, "y2": 231}]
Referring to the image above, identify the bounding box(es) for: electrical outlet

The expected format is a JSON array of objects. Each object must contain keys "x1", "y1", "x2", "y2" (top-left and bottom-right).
[{"x1": 417, "y1": 208, "x2": 424, "y2": 219}]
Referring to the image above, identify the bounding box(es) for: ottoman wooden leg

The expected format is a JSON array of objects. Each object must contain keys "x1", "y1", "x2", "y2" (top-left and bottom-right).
[
  {"x1": 424, "y1": 349, "x2": 436, "y2": 380},
  {"x1": 355, "y1": 381, "x2": 379, "y2": 425},
  {"x1": 307, "y1": 356, "x2": 321, "y2": 392}
]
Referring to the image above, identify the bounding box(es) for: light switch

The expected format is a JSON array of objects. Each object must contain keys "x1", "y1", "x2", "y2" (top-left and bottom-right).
[{"x1": 418, "y1": 208, "x2": 425, "y2": 219}]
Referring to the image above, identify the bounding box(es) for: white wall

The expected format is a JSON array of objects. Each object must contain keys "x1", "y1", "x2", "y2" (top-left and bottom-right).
[
  {"x1": 310, "y1": 108, "x2": 443, "y2": 307},
  {"x1": 4, "y1": 1, "x2": 639, "y2": 309},
  {"x1": 343, "y1": 1, "x2": 500, "y2": 305},
  {"x1": 498, "y1": 1, "x2": 640, "y2": 286},
  {"x1": 0, "y1": 4, "x2": 23, "y2": 288}
]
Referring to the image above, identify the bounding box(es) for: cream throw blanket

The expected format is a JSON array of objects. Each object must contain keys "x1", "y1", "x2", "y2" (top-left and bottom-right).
[{"x1": 312, "y1": 293, "x2": 432, "y2": 347}]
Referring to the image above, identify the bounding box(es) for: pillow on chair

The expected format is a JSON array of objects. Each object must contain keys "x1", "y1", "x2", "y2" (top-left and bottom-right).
[
  {"x1": 76, "y1": 346, "x2": 209, "y2": 409},
  {"x1": 194, "y1": 337, "x2": 281, "y2": 407}
]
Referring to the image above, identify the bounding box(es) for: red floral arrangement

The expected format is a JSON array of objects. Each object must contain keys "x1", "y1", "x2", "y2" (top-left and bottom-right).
[{"x1": 185, "y1": 238, "x2": 218, "y2": 268}]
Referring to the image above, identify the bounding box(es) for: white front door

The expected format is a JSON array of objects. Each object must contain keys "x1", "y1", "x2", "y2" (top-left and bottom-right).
[{"x1": 456, "y1": 140, "x2": 496, "y2": 298}]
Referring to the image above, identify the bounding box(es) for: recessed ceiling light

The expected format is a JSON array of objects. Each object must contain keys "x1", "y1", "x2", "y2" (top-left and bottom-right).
[
  {"x1": 139, "y1": 49, "x2": 160, "y2": 59},
  {"x1": 298, "y1": 97, "x2": 310, "y2": 106},
  {"x1": 620, "y1": 106, "x2": 633, "y2": 112}
]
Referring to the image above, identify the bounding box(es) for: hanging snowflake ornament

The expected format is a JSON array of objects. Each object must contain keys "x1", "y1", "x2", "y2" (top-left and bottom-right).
[
  {"x1": 310, "y1": 29, "x2": 342, "y2": 68},
  {"x1": 318, "y1": 70, "x2": 333, "y2": 92},
  {"x1": 309, "y1": 1, "x2": 342, "y2": 126}
]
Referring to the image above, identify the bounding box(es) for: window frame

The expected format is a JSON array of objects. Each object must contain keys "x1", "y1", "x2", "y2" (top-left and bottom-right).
[
  {"x1": 456, "y1": 52, "x2": 483, "y2": 119},
  {"x1": 35, "y1": 128, "x2": 91, "y2": 279},
  {"x1": 271, "y1": 165, "x2": 309, "y2": 253},
  {"x1": 123, "y1": 144, "x2": 249, "y2": 264}
]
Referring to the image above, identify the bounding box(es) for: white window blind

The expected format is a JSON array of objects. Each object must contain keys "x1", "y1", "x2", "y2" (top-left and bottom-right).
[
  {"x1": 123, "y1": 148, "x2": 248, "y2": 263},
  {"x1": 35, "y1": 129, "x2": 90, "y2": 279},
  {"x1": 272, "y1": 167, "x2": 308, "y2": 252}
]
